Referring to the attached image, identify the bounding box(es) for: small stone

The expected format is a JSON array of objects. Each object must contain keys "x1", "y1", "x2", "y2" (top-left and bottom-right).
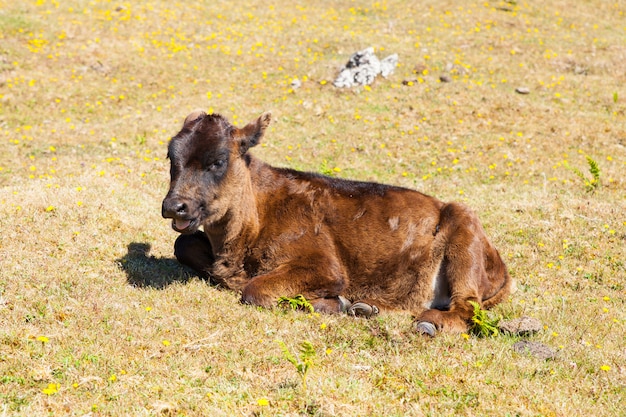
[
  {"x1": 439, "y1": 74, "x2": 452, "y2": 83},
  {"x1": 515, "y1": 86, "x2": 530, "y2": 94},
  {"x1": 413, "y1": 63, "x2": 427, "y2": 74},
  {"x1": 513, "y1": 341, "x2": 557, "y2": 360},
  {"x1": 499, "y1": 316, "x2": 542, "y2": 336}
]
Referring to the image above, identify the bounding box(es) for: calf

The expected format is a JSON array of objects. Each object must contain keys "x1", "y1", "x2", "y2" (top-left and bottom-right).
[{"x1": 162, "y1": 111, "x2": 512, "y2": 336}]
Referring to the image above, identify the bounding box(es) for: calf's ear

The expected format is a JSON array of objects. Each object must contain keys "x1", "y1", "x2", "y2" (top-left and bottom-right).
[
  {"x1": 183, "y1": 109, "x2": 207, "y2": 127},
  {"x1": 235, "y1": 112, "x2": 272, "y2": 155}
]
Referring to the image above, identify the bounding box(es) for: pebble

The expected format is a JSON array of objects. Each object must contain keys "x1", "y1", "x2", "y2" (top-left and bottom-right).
[
  {"x1": 515, "y1": 86, "x2": 530, "y2": 94},
  {"x1": 513, "y1": 341, "x2": 557, "y2": 360},
  {"x1": 499, "y1": 316, "x2": 543, "y2": 336}
]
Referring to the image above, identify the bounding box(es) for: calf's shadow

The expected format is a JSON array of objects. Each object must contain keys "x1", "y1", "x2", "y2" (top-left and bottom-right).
[{"x1": 117, "y1": 242, "x2": 200, "y2": 289}]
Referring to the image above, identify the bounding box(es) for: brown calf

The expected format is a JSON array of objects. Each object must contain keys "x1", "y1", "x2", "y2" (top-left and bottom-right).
[{"x1": 161, "y1": 111, "x2": 512, "y2": 336}]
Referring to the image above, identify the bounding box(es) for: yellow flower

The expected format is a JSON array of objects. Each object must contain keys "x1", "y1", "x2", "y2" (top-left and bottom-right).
[
  {"x1": 461, "y1": 333, "x2": 470, "y2": 340},
  {"x1": 319, "y1": 323, "x2": 327, "y2": 330},
  {"x1": 600, "y1": 365, "x2": 611, "y2": 372},
  {"x1": 37, "y1": 336, "x2": 49, "y2": 343},
  {"x1": 257, "y1": 398, "x2": 269, "y2": 406},
  {"x1": 42, "y1": 383, "x2": 59, "y2": 395},
  {"x1": 109, "y1": 374, "x2": 117, "y2": 382},
  {"x1": 162, "y1": 340, "x2": 171, "y2": 346}
]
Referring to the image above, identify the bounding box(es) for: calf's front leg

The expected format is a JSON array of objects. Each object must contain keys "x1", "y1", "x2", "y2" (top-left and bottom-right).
[
  {"x1": 240, "y1": 255, "x2": 348, "y2": 313},
  {"x1": 173, "y1": 231, "x2": 214, "y2": 281}
]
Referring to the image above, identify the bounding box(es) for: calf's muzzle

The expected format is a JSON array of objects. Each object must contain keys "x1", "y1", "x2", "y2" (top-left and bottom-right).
[
  {"x1": 162, "y1": 195, "x2": 197, "y2": 233},
  {"x1": 161, "y1": 196, "x2": 189, "y2": 219}
]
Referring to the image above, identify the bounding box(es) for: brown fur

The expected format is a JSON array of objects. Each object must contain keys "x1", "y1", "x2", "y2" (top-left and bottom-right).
[{"x1": 162, "y1": 111, "x2": 512, "y2": 335}]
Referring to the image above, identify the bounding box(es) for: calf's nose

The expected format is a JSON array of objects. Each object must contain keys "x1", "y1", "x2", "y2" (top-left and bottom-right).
[{"x1": 162, "y1": 197, "x2": 188, "y2": 219}]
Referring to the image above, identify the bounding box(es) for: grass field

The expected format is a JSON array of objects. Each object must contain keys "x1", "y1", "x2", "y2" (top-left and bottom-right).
[{"x1": 1, "y1": 0, "x2": 625, "y2": 415}]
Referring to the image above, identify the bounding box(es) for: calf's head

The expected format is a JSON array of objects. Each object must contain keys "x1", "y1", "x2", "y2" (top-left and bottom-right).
[{"x1": 162, "y1": 110, "x2": 271, "y2": 233}]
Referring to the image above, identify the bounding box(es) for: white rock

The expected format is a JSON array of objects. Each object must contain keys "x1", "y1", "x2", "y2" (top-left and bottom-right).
[{"x1": 334, "y1": 47, "x2": 398, "y2": 88}]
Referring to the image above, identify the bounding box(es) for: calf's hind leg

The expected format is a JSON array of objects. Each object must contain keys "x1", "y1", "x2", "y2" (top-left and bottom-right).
[
  {"x1": 173, "y1": 231, "x2": 214, "y2": 281},
  {"x1": 415, "y1": 202, "x2": 506, "y2": 336}
]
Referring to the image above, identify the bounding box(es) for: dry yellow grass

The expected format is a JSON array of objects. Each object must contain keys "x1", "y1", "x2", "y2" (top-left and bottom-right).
[{"x1": 0, "y1": 0, "x2": 624, "y2": 415}]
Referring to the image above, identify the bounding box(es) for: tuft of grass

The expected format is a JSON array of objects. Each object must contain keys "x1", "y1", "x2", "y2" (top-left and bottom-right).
[
  {"x1": 277, "y1": 295, "x2": 315, "y2": 313},
  {"x1": 564, "y1": 155, "x2": 601, "y2": 192},
  {"x1": 277, "y1": 340, "x2": 316, "y2": 390},
  {"x1": 318, "y1": 159, "x2": 334, "y2": 176},
  {"x1": 468, "y1": 301, "x2": 500, "y2": 338}
]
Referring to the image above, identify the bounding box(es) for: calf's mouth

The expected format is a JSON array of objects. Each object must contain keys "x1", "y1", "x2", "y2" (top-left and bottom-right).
[{"x1": 171, "y1": 217, "x2": 199, "y2": 234}]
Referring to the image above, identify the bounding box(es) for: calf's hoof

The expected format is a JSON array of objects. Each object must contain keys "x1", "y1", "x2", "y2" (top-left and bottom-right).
[
  {"x1": 347, "y1": 302, "x2": 379, "y2": 319},
  {"x1": 415, "y1": 321, "x2": 437, "y2": 337},
  {"x1": 338, "y1": 296, "x2": 352, "y2": 313}
]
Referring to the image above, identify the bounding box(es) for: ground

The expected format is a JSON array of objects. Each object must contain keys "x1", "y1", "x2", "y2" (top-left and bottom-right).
[{"x1": 0, "y1": 0, "x2": 624, "y2": 416}]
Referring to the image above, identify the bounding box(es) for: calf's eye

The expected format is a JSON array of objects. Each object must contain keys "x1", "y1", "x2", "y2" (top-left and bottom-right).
[{"x1": 208, "y1": 159, "x2": 225, "y2": 171}]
